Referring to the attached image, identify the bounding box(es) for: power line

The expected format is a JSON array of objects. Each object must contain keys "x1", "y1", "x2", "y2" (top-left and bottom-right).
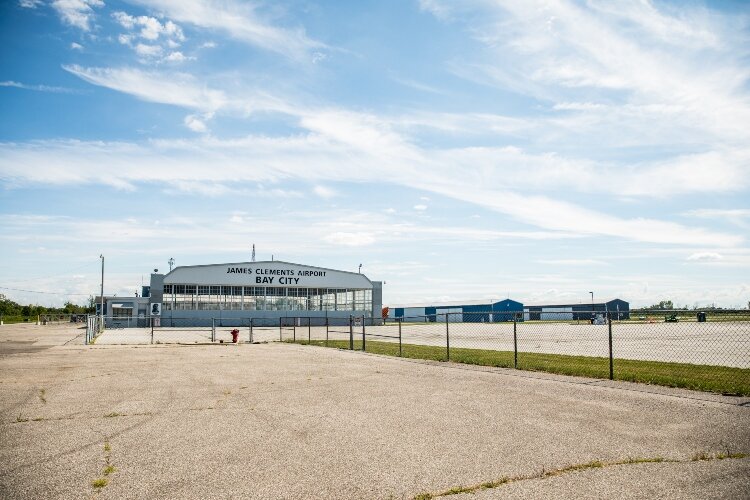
[{"x1": 0, "y1": 286, "x2": 92, "y2": 296}]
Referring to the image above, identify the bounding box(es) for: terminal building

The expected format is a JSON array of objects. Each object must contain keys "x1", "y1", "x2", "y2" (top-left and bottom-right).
[{"x1": 98, "y1": 261, "x2": 382, "y2": 326}]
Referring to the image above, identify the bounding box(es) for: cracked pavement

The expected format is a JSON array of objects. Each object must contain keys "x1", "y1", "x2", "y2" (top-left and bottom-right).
[{"x1": 1, "y1": 324, "x2": 748, "y2": 499}]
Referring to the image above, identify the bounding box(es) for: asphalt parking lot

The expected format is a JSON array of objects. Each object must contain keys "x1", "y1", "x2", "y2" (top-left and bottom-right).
[{"x1": 1, "y1": 324, "x2": 748, "y2": 499}]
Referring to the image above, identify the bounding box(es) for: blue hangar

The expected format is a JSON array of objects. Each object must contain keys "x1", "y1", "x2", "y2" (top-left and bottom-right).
[{"x1": 388, "y1": 299, "x2": 523, "y2": 323}]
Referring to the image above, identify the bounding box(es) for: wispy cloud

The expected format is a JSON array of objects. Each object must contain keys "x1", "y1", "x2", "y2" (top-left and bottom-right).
[
  {"x1": 19, "y1": 0, "x2": 44, "y2": 8},
  {"x1": 0, "y1": 80, "x2": 78, "y2": 94},
  {"x1": 62, "y1": 65, "x2": 227, "y2": 111},
  {"x1": 126, "y1": 0, "x2": 327, "y2": 61},
  {"x1": 51, "y1": 0, "x2": 104, "y2": 31},
  {"x1": 0, "y1": 133, "x2": 743, "y2": 248}
]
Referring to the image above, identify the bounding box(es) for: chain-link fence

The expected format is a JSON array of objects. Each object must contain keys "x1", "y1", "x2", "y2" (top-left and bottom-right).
[
  {"x1": 85, "y1": 315, "x2": 104, "y2": 344},
  {"x1": 1, "y1": 313, "x2": 87, "y2": 325},
  {"x1": 284, "y1": 310, "x2": 750, "y2": 396}
]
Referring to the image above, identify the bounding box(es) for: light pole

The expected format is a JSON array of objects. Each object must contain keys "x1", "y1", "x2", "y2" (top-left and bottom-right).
[
  {"x1": 358, "y1": 263, "x2": 362, "y2": 274},
  {"x1": 100, "y1": 255, "x2": 104, "y2": 325},
  {"x1": 589, "y1": 291, "x2": 594, "y2": 320}
]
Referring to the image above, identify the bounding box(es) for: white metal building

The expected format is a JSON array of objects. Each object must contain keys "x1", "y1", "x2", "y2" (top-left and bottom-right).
[{"x1": 148, "y1": 261, "x2": 382, "y2": 325}]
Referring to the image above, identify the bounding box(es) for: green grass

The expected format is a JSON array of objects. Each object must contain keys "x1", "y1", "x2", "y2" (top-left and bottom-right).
[
  {"x1": 288, "y1": 340, "x2": 750, "y2": 396},
  {"x1": 91, "y1": 478, "x2": 108, "y2": 489}
]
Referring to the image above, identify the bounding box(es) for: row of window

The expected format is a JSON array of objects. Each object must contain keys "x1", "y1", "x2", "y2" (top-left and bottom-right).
[
  {"x1": 163, "y1": 285, "x2": 354, "y2": 296},
  {"x1": 161, "y1": 285, "x2": 372, "y2": 312}
]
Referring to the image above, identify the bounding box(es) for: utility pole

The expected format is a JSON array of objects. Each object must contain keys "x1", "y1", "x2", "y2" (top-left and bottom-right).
[{"x1": 252, "y1": 244, "x2": 256, "y2": 262}]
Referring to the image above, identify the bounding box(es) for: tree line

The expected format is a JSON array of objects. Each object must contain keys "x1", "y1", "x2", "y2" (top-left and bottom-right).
[{"x1": 0, "y1": 294, "x2": 95, "y2": 318}]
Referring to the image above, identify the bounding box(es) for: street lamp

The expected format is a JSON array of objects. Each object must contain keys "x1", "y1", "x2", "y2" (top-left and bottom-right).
[{"x1": 358, "y1": 263, "x2": 362, "y2": 274}]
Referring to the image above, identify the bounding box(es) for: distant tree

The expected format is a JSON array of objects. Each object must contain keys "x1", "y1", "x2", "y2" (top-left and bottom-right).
[
  {"x1": 0, "y1": 294, "x2": 22, "y2": 316},
  {"x1": 643, "y1": 300, "x2": 674, "y2": 310}
]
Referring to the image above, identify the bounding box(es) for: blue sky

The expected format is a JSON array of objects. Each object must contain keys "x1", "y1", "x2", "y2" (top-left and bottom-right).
[{"x1": 1, "y1": 0, "x2": 749, "y2": 308}]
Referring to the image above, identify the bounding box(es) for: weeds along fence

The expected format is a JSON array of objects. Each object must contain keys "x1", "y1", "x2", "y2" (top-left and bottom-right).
[
  {"x1": 0, "y1": 313, "x2": 86, "y2": 325},
  {"x1": 282, "y1": 310, "x2": 750, "y2": 396}
]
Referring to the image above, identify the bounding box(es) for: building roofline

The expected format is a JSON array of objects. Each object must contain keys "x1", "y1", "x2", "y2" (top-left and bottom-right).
[
  {"x1": 525, "y1": 299, "x2": 628, "y2": 308},
  {"x1": 389, "y1": 298, "x2": 523, "y2": 308},
  {"x1": 163, "y1": 260, "x2": 373, "y2": 286}
]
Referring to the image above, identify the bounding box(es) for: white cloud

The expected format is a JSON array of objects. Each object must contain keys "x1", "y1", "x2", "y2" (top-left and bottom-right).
[
  {"x1": 413, "y1": 204, "x2": 427, "y2": 211},
  {"x1": 113, "y1": 11, "x2": 136, "y2": 29},
  {"x1": 134, "y1": 43, "x2": 163, "y2": 57},
  {"x1": 313, "y1": 185, "x2": 336, "y2": 199},
  {"x1": 323, "y1": 232, "x2": 377, "y2": 247},
  {"x1": 687, "y1": 252, "x2": 723, "y2": 262},
  {"x1": 113, "y1": 11, "x2": 185, "y2": 42},
  {"x1": 684, "y1": 209, "x2": 750, "y2": 228},
  {"x1": 183, "y1": 114, "x2": 207, "y2": 133},
  {"x1": 0, "y1": 80, "x2": 77, "y2": 94},
  {"x1": 537, "y1": 259, "x2": 609, "y2": 266},
  {"x1": 70, "y1": 42, "x2": 83, "y2": 50},
  {"x1": 19, "y1": 0, "x2": 44, "y2": 8},
  {"x1": 51, "y1": 0, "x2": 104, "y2": 31},
  {"x1": 1, "y1": 130, "x2": 744, "y2": 248},
  {"x1": 164, "y1": 51, "x2": 191, "y2": 63},
  {"x1": 113, "y1": 10, "x2": 187, "y2": 63},
  {"x1": 426, "y1": 0, "x2": 750, "y2": 147},
  {"x1": 127, "y1": 0, "x2": 326, "y2": 60},
  {"x1": 62, "y1": 65, "x2": 226, "y2": 111}
]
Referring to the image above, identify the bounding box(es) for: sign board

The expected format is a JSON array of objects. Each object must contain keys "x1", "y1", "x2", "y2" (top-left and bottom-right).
[
  {"x1": 151, "y1": 303, "x2": 162, "y2": 316},
  {"x1": 163, "y1": 261, "x2": 372, "y2": 289}
]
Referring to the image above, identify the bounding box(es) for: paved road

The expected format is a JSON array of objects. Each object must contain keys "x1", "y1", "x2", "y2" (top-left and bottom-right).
[{"x1": 1, "y1": 324, "x2": 749, "y2": 499}]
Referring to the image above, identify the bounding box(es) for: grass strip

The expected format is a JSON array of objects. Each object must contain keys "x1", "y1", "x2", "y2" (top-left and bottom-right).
[{"x1": 288, "y1": 340, "x2": 750, "y2": 396}]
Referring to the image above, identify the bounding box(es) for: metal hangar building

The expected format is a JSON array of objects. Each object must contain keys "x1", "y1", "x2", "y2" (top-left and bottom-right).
[
  {"x1": 99, "y1": 261, "x2": 382, "y2": 326},
  {"x1": 389, "y1": 299, "x2": 524, "y2": 323}
]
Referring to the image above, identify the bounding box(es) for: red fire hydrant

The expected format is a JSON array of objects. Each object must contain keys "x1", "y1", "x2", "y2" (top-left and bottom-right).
[{"x1": 230, "y1": 329, "x2": 239, "y2": 343}]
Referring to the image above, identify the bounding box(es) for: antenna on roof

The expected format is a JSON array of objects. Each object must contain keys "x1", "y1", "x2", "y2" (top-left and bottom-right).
[{"x1": 252, "y1": 244, "x2": 256, "y2": 262}]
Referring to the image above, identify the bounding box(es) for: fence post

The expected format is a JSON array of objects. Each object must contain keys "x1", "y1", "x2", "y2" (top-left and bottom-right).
[
  {"x1": 293, "y1": 318, "x2": 296, "y2": 342},
  {"x1": 513, "y1": 314, "x2": 518, "y2": 369},
  {"x1": 398, "y1": 319, "x2": 402, "y2": 357},
  {"x1": 349, "y1": 315, "x2": 354, "y2": 350},
  {"x1": 279, "y1": 317, "x2": 282, "y2": 342},
  {"x1": 325, "y1": 317, "x2": 329, "y2": 347},
  {"x1": 608, "y1": 318, "x2": 614, "y2": 380},
  {"x1": 151, "y1": 316, "x2": 154, "y2": 345},
  {"x1": 308, "y1": 317, "x2": 311, "y2": 344},
  {"x1": 249, "y1": 318, "x2": 254, "y2": 344},
  {"x1": 362, "y1": 315, "x2": 366, "y2": 352},
  {"x1": 211, "y1": 318, "x2": 216, "y2": 342},
  {"x1": 445, "y1": 313, "x2": 450, "y2": 361}
]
